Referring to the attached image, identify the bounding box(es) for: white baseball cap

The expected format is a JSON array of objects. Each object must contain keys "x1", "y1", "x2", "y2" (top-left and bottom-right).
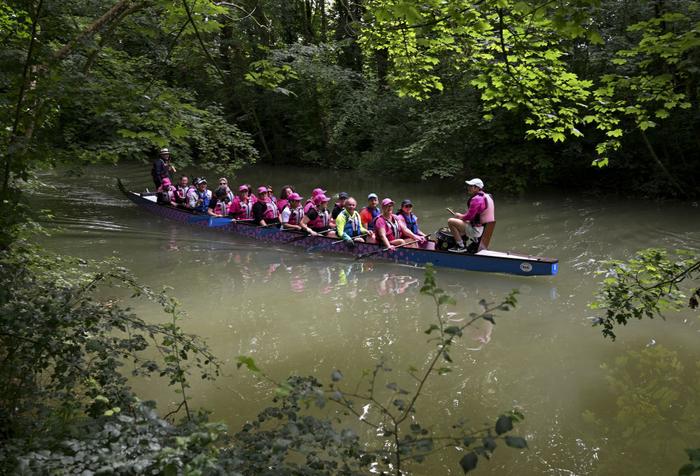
[{"x1": 465, "y1": 178, "x2": 484, "y2": 189}]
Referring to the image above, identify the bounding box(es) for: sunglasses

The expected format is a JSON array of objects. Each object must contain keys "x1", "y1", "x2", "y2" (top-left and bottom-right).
[{"x1": 220, "y1": 182, "x2": 227, "y2": 185}]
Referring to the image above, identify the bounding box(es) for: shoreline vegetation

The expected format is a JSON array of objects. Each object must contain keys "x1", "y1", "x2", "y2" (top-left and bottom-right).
[{"x1": 1, "y1": 0, "x2": 698, "y2": 473}]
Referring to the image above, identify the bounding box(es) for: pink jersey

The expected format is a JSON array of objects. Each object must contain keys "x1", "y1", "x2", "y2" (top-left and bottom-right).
[
  {"x1": 229, "y1": 196, "x2": 253, "y2": 219},
  {"x1": 374, "y1": 215, "x2": 400, "y2": 241}
]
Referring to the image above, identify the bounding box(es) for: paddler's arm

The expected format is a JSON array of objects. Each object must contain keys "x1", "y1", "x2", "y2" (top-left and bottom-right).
[
  {"x1": 335, "y1": 212, "x2": 349, "y2": 240},
  {"x1": 458, "y1": 197, "x2": 483, "y2": 222}
]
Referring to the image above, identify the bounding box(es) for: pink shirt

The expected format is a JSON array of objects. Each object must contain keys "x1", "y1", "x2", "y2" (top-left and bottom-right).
[
  {"x1": 229, "y1": 196, "x2": 253, "y2": 219},
  {"x1": 461, "y1": 193, "x2": 487, "y2": 224},
  {"x1": 374, "y1": 215, "x2": 400, "y2": 241}
]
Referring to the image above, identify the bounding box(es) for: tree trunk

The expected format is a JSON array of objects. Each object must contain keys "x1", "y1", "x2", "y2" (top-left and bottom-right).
[{"x1": 2, "y1": 0, "x2": 43, "y2": 202}]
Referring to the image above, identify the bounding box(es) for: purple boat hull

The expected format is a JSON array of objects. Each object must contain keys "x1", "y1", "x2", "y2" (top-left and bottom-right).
[{"x1": 119, "y1": 180, "x2": 558, "y2": 276}]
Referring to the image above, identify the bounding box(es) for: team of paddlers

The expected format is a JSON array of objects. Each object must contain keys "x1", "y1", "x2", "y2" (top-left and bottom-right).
[{"x1": 151, "y1": 148, "x2": 494, "y2": 253}]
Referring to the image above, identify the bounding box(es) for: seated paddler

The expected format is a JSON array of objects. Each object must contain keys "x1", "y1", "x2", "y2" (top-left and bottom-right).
[
  {"x1": 335, "y1": 197, "x2": 372, "y2": 244},
  {"x1": 187, "y1": 177, "x2": 212, "y2": 213},
  {"x1": 252, "y1": 185, "x2": 280, "y2": 226},
  {"x1": 300, "y1": 193, "x2": 336, "y2": 237},
  {"x1": 280, "y1": 192, "x2": 304, "y2": 230},
  {"x1": 207, "y1": 186, "x2": 231, "y2": 217},
  {"x1": 447, "y1": 178, "x2": 495, "y2": 253}
]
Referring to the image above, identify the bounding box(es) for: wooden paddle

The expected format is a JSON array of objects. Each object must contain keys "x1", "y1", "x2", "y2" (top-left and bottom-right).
[
  {"x1": 306, "y1": 232, "x2": 368, "y2": 252},
  {"x1": 356, "y1": 238, "x2": 421, "y2": 260},
  {"x1": 256, "y1": 221, "x2": 282, "y2": 228},
  {"x1": 286, "y1": 228, "x2": 333, "y2": 243}
]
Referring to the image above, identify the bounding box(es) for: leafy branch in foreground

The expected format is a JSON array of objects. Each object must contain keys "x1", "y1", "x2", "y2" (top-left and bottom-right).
[
  {"x1": 0, "y1": 242, "x2": 221, "y2": 463},
  {"x1": 237, "y1": 264, "x2": 525, "y2": 475},
  {"x1": 590, "y1": 248, "x2": 700, "y2": 340}
]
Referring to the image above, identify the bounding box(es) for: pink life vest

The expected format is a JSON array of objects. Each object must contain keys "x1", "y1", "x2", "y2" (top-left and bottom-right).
[
  {"x1": 277, "y1": 198, "x2": 288, "y2": 214},
  {"x1": 230, "y1": 196, "x2": 252, "y2": 219},
  {"x1": 175, "y1": 185, "x2": 191, "y2": 204},
  {"x1": 287, "y1": 205, "x2": 304, "y2": 225},
  {"x1": 303, "y1": 199, "x2": 315, "y2": 215},
  {"x1": 213, "y1": 199, "x2": 228, "y2": 216},
  {"x1": 373, "y1": 214, "x2": 400, "y2": 241},
  {"x1": 480, "y1": 193, "x2": 495, "y2": 224},
  {"x1": 263, "y1": 199, "x2": 279, "y2": 220},
  {"x1": 307, "y1": 205, "x2": 330, "y2": 229}
]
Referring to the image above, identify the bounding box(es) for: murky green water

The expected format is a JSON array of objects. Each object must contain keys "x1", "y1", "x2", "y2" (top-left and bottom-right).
[{"x1": 33, "y1": 163, "x2": 700, "y2": 475}]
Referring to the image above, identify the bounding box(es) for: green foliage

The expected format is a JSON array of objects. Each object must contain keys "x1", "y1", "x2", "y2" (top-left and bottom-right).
[
  {"x1": 590, "y1": 248, "x2": 700, "y2": 340},
  {"x1": 2, "y1": 402, "x2": 225, "y2": 475},
  {"x1": 0, "y1": 242, "x2": 220, "y2": 455},
  {"x1": 359, "y1": 0, "x2": 700, "y2": 173},
  {"x1": 680, "y1": 448, "x2": 700, "y2": 476}
]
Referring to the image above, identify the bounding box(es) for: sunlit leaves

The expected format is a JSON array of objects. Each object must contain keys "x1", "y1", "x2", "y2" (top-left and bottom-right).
[
  {"x1": 591, "y1": 249, "x2": 700, "y2": 340},
  {"x1": 361, "y1": 0, "x2": 700, "y2": 166}
]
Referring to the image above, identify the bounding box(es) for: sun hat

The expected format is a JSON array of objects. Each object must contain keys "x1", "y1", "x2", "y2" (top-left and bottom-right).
[
  {"x1": 367, "y1": 193, "x2": 378, "y2": 200},
  {"x1": 288, "y1": 192, "x2": 303, "y2": 201},
  {"x1": 257, "y1": 186, "x2": 268, "y2": 194},
  {"x1": 338, "y1": 192, "x2": 349, "y2": 200},
  {"x1": 381, "y1": 198, "x2": 394, "y2": 207},
  {"x1": 401, "y1": 199, "x2": 412, "y2": 207},
  {"x1": 238, "y1": 185, "x2": 248, "y2": 192},
  {"x1": 465, "y1": 178, "x2": 484, "y2": 189},
  {"x1": 313, "y1": 194, "x2": 331, "y2": 205},
  {"x1": 312, "y1": 188, "x2": 327, "y2": 196},
  {"x1": 159, "y1": 148, "x2": 170, "y2": 155},
  {"x1": 161, "y1": 178, "x2": 172, "y2": 187}
]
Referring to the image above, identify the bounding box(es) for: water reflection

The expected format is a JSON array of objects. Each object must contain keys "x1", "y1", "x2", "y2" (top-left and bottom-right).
[
  {"x1": 580, "y1": 344, "x2": 700, "y2": 474},
  {"x1": 33, "y1": 164, "x2": 700, "y2": 476}
]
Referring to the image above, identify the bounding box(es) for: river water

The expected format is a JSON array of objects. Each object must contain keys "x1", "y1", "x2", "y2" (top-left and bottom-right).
[{"x1": 33, "y1": 163, "x2": 700, "y2": 475}]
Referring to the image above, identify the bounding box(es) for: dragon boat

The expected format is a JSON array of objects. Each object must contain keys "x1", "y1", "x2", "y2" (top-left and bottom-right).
[{"x1": 119, "y1": 180, "x2": 558, "y2": 276}]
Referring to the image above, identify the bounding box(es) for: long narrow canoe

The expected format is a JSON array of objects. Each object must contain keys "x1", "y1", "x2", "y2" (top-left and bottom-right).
[{"x1": 119, "y1": 180, "x2": 558, "y2": 276}]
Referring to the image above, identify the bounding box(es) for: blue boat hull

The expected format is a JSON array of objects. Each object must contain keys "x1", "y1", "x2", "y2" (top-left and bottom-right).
[{"x1": 119, "y1": 181, "x2": 558, "y2": 277}]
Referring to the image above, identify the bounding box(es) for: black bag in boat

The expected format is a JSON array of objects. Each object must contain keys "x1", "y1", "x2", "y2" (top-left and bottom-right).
[
  {"x1": 156, "y1": 191, "x2": 171, "y2": 204},
  {"x1": 435, "y1": 227, "x2": 479, "y2": 253}
]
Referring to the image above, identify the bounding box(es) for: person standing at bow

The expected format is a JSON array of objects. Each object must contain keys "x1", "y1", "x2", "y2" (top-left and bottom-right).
[
  {"x1": 447, "y1": 178, "x2": 495, "y2": 253},
  {"x1": 151, "y1": 148, "x2": 176, "y2": 189},
  {"x1": 252, "y1": 186, "x2": 280, "y2": 226}
]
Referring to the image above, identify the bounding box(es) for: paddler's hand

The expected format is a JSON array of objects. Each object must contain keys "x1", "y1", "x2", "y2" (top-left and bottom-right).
[
  {"x1": 309, "y1": 230, "x2": 319, "y2": 236},
  {"x1": 387, "y1": 245, "x2": 396, "y2": 252}
]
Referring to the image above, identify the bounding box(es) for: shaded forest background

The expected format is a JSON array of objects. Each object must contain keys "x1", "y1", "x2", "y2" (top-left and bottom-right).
[{"x1": 1, "y1": 0, "x2": 699, "y2": 202}]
